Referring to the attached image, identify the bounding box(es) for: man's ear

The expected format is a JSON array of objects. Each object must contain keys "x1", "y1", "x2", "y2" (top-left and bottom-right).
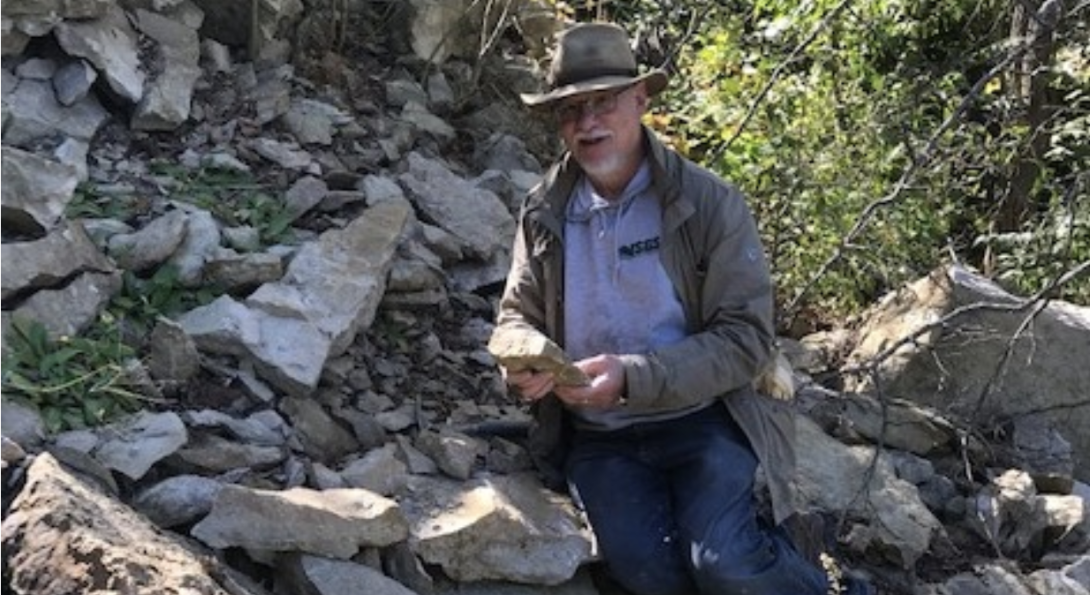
[{"x1": 633, "y1": 85, "x2": 649, "y2": 111}]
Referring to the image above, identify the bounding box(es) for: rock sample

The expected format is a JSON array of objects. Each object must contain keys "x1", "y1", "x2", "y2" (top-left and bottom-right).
[{"x1": 488, "y1": 325, "x2": 589, "y2": 386}]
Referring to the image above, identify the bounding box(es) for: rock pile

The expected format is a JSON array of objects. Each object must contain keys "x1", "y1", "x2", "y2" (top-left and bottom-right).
[{"x1": 2, "y1": 2, "x2": 1089, "y2": 595}]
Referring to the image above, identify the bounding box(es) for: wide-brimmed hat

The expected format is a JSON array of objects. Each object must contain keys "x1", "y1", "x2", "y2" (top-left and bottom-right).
[{"x1": 520, "y1": 22, "x2": 668, "y2": 107}]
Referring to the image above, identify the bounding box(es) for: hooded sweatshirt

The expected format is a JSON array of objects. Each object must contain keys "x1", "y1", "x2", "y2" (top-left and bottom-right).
[{"x1": 563, "y1": 161, "x2": 710, "y2": 429}]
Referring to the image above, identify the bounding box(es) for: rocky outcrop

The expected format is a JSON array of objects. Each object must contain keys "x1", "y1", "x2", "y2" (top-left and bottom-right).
[
  {"x1": 4, "y1": 453, "x2": 241, "y2": 595},
  {"x1": 2, "y1": 3, "x2": 1088, "y2": 595},
  {"x1": 846, "y1": 265, "x2": 1090, "y2": 478}
]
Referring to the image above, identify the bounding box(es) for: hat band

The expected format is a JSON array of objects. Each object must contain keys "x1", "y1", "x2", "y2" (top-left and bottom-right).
[{"x1": 553, "y1": 67, "x2": 638, "y2": 89}]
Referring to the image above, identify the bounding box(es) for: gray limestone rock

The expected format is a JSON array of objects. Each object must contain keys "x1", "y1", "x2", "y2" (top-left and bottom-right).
[
  {"x1": 52, "y1": 59, "x2": 97, "y2": 106},
  {"x1": 191, "y1": 484, "x2": 409, "y2": 558},
  {"x1": 402, "y1": 473, "x2": 593, "y2": 585},
  {"x1": 133, "y1": 474, "x2": 224, "y2": 528},
  {"x1": 9, "y1": 269, "x2": 123, "y2": 341},
  {"x1": 132, "y1": 9, "x2": 203, "y2": 130},
  {"x1": 2, "y1": 453, "x2": 237, "y2": 595},
  {"x1": 487, "y1": 325, "x2": 589, "y2": 386},
  {"x1": 281, "y1": 553, "x2": 420, "y2": 595},
  {"x1": 2, "y1": 220, "x2": 112, "y2": 300},
  {"x1": 1, "y1": 399, "x2": 46, "y2": 450},
  {"x1": 53, "y1": 4, "x2": 145, "y2": 103},
  {"x1": 1, "y1": 148, "x2": 82, "y2": 234},
  {"x1": 2, "y1": 78, "x2": 109, "y2": 145},
  {"x1": 93, "y1": 411, "x2": 188, "y2": 481},
  {"x1": 107, "y1": 209, "x2": 189, "y2": 272}
]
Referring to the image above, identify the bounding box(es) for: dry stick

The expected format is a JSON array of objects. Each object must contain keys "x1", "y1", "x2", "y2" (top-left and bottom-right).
[
  {"x1": 830, "y1": 364, "x2": 892, "y2": 537},
  {"x1": 479, "y1": 0, "x2": 516, "y2": 60},
  {"x1": 970, "y1": 298, "x2": 1050, "y2": 420},
  {"x1": 431, "y1": 0, "x2": 515, "y2": 110},
  {"x1": 420, "y1": 0, "x2": 498, "y2": 89},
  {"x1": 708, "y1": 0, "x2": 855, "y2": 163},
  {"x1": 965, "y1": 294, "x2": 1060, "y2": 558}
]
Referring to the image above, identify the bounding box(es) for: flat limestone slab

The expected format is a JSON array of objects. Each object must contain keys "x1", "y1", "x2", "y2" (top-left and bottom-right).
[{"x1": 488, "y1": 326, "x2": 589, "y2": 386}]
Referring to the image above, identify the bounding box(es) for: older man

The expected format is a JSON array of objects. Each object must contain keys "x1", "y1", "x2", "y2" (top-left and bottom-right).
[{"x1": 493, "y1": 21, "x2": 873, "y2": 595}]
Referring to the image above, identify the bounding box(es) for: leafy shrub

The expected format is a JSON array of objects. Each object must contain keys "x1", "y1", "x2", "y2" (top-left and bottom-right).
[
  {"x1": 1, "y1": 315, "x2": 151, "y2": 433},
  {"x1": 610, "y1": 0, "x2": 1089, "y2": 327},
  {"x1": 984, "y1": 197, "x2": 1090, "y2": 303}
]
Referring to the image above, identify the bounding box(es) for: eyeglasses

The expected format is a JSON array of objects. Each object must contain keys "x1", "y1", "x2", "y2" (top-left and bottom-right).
[{"x1": 553, "y1": 86, "x2": 632, "y2": 123}]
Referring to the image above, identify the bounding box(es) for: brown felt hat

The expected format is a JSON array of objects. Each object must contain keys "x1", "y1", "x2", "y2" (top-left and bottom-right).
[{"x1": 520, "y1": 22, "x2": 668, "y2": 107}]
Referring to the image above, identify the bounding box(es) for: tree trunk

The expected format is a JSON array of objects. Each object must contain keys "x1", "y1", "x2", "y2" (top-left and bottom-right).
[{"x1": 999, "y1": 0, "x2": 1061, "y2": 233}]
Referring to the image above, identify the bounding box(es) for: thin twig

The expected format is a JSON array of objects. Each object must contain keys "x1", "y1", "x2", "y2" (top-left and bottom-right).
[
  {"x1": 707, "y1": 0, "x2": 854, "y2": 163},
  {"x1": 970, "y1": 297, "x2": 1049, "y2": 419},
  {"x1": 656, "y1": 2, "x2": 719, "y2": 73},
  {"x1": 834, "y1": 365, "x2": 888, "y2": 536}
]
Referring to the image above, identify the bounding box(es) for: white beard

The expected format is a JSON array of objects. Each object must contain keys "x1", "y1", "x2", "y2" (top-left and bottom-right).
[{"x1": 579, "y1": 151, "x2": 626, "y2": 180}]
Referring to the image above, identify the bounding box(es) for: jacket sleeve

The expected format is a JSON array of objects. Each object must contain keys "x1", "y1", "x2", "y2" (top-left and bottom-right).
[
  {"x1": 496, "y1": 212, "x2": 548, "y2": 333},
  {"x1": 621, "y1": 183, "x2": 775, "y2": 411}
]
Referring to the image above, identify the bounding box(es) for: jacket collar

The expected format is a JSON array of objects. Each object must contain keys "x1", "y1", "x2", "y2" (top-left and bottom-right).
[{"x1": 527, "y1": 127, "x2": 695, "y2": 234}]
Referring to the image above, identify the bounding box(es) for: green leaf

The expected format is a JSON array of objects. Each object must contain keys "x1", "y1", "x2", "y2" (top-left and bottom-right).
[{"x1": 38, "y1": 347, "x2": 82, "y2": 374}]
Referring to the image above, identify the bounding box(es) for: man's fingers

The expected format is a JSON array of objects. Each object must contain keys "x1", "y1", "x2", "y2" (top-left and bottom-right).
[{"x1": 506, "y1": 370, "x2": 555, "y2": 401}]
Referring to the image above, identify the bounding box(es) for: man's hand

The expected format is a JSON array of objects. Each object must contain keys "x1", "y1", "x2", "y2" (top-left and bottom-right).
[
  {"x1": 554, "y1": 354, "x2": 626, "y2": 409},
  {"x1": 504, "y1": 369, "x2": 556, "y2": 402}
]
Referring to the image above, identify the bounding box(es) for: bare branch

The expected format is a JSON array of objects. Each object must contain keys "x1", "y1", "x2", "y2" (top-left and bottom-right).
[
  {"x1": 970, "y1": 297, "x2": 1050, "y2": 419},
  {"x1": 707, "y1": 0, "x2": 855, "y2": 164},
  {"x1": 656, "y1": 2, "x2": 720, "y2": 74}
]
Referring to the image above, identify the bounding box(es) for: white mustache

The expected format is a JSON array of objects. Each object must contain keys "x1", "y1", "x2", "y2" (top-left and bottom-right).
[{"x1": 575, "y1": 130, "x2": 611, "y2": 143}]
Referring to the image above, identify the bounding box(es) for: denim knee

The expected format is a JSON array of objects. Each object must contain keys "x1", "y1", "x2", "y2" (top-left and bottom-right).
[
  {"x1": 688, "y1": 530, "x2": 828, "y2": 595},
  {"x1": 606, "y1": 539, "x2": 694, "y2": 595}
]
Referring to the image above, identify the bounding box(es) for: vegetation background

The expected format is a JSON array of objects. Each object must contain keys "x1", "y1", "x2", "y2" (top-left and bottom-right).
[{"x1": 563, "y1": 0, "x2": 1088, "y2": 333}]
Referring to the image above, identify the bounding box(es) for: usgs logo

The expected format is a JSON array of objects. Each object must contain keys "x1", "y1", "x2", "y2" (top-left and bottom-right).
[{"x1": 618, "y1": 236, "x2": 660, "y2": 259}]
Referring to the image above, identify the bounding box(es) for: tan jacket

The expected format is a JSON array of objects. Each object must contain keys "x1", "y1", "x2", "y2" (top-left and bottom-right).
[{"x1": 497, "y1": 128, "x2": 798, "y2": 524}]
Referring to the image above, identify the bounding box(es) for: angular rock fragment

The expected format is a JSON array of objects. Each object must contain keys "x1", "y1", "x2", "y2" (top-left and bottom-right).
[{"x1": 487, "y1": 325, "x2": 589, "y2": 386}]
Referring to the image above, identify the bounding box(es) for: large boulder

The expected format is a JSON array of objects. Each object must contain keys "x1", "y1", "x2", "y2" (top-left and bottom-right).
[
  {"x1": 845, "y1": 265, "x2": 1090, "y2": 479},
  {"x1": 1, "y1": 453, "x2": 245, "y2": 595}
]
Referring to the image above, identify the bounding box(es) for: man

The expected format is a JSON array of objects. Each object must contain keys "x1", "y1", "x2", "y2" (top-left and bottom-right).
[{"x1": 493, "y1": 22, "x2": 874, "y2": 595}]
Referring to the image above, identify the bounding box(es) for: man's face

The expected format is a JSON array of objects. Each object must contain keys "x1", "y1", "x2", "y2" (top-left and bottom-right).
[{"x1": 554, "y1": 82, "x2": 648, "y2": 183}]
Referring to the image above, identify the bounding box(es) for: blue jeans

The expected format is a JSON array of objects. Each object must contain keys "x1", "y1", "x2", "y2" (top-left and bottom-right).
[{"x1": 565, "y1": 402, "x2": 829, "y2": 595}]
